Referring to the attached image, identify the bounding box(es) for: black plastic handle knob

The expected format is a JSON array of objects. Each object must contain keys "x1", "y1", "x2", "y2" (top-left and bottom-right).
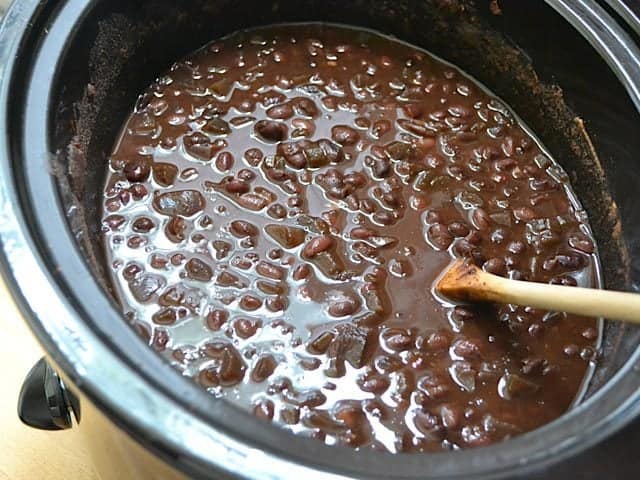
[{"x1": 17, "y1": 357, "x2": 77, "y2": 430}]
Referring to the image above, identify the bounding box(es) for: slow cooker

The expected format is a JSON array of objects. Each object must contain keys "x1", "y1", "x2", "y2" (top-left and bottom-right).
[{"x1": 2, "y1": 0, "x2": 640, "y2": 478}]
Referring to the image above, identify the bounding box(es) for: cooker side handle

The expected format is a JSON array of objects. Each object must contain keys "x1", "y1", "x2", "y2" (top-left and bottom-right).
[{"x1": 17, "y1": 357, "x2": 79, "y2": 430}]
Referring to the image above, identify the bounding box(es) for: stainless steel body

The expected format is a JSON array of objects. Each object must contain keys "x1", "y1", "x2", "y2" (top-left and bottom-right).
[{"x1": 2, "y1": 1, "x2": 640, "y2": 478}]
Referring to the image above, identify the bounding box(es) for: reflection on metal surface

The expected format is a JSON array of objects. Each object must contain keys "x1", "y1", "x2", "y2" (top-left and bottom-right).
[
  {"x1": 605, "y1": 0, "x2": 640, "y2": 36},
  {"x1": 549, "y1": 0, "x2": 640, "y2": 111}
]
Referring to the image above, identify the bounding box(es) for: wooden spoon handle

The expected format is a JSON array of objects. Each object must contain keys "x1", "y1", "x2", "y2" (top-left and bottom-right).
[
  {"x1": 437, "y1": 260, "x2": 640, "y2": 324},
  {"x1": 483, "y1": 275, "x2": 640, "y2": 324}
]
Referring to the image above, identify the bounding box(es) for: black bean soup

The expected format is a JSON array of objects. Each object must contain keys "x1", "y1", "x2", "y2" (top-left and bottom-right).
[{"x1": 102, "y1": 24, "x2": 601, "y2": 452}]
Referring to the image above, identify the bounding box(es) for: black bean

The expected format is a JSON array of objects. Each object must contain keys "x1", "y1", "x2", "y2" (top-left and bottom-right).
[
  {"x1": 483, "y1": 258, "x2": 506, "y2": 276},
  {"x1": 266, "y1": 103, "x2": 294, "y2": 120},
  {"x1": 165, "y1": 216, "x2": 186, "y2": 243},
  {"x1": 373, "y1": 210, "x2": 397, "y2": 226},
  {"x1": 452, "y1": 339, "x2": 481, "y2": 359},
  {"x1": 424, "y1": 210, "x2": 441, "y2": 224},
  {"x1": 543, "y1": 253, "x2": 584, "y2": 272},
  {"x1": 508, "y1": 241, "x2": 526, "y2": 254},
  {"x1": 104, "y1": 198, "x2": 120, "y2": 212},
  {"x1": 328, "y1": 295, "x2": 360, "y2": 317},
  {"x1": 203, "y1": 117, "x2": 231, "y2": 135},
  {"x1": 230, "y1": 220, "x2": 257, "y2": 237},
  {"x1": 244, "y1": 148, "x2": 264, "y2": 166},
  {"x1": 582, "y1": 327, "x2": 598, "y2": 340},
  {"x1": 256, "y1": 261, "x2": 285, "y2": 280},
  {"x1": 185, "y1": 258, "x2": 213, "y2": 282},
  {"x1": 331, "y1": 125, "x2": 359, "y2": 146},
  {"x1": 132, "y1": 217, "x2": 155, "y2": 233},
  {"x1": 184, "y1": 132, "x2": 225, "y2": 161},
  {"x1": 371, "y1": 120, "x2": 391, "y2": 139},
  {"x1": 294, "y1": 97, "x2": 319, "y2": 117},
  {"x1": 494, "y1": 158, "x2": 516, "y2": 172},
  {"x1": 549, "y1": 275, "x2": 578, "y2": 286},
  {"x1": 224, "y1": 179, "x2": 250, "y2": 195},
  {"x1": 267, "y1": 203, "x2": 287, "y2": 219},
  {"x1": 293, "y1": 263, "x2": 311, "y2": 281},
  {"x1": 130, "y1": 184, "x2": 148, "y2": 200},
  {"x1": 124, "y1": 157, "x2": 151, "y2": 182},
  {"x1": 448, "y1": 222, "x2": 469, "y2": 237},
  {"x1": 206, "y1": 309, "x2": 229, "y2": 330},
  {"x1": 381, "y1": 328, "x2": 414, "y2": 352},
  {"x1": 529, "y1": 178, "x2": 555, "y2": 192},
  {"x1": 428, "y1": 223, "x2": 453, "y2": 250},
  {"x1": 153, "y1": 307, "x2": 179, "y2": 325},
  {"x1": 153, "y1": 162, "x2": 178, "y2": 186},
  {"x1": 237, "y1": 193, "x2": 270, "y2": 211},
  {"x1": 240, "y1": 295, "x2": 262, "y2": 311},
  {"x1": 303, "y1": 235, "x2": 335, "y2": 257},
  {"x1": 234, "y1": 317, "x2": 262, "y2": 338},
  {"x1": 127, "y1": 235, "x2": 147, "y2": 248},
  {"x1": 424, "y1": 331, "x2": 450, "y2": 352},
  {"x1": 451, "y1": 306, "x2": 477, "y2": 323},
  {"x1": 199, "y1": 341, "x2": 246, "y2": 386},
  {"x1": 265, "y1": 225, "x2": 306, "y2": 249},
  {"x1": 358, "y1": 375, "x2": 390, "y2": 394},
  {"x1": 521, "y1": 357, "x2": 547, "y2": 376},
  {"x1": 251, "y1": 355, "x2": 278, "y2": 382},
  {"x1": 513, "y1": 206, "x2": 536, "y2": 222},
  {"x1": 490, "y1": 228, "x2": 507, "y2": 244},
  {"x1": 402, "y1": 103, "x2": 424, "y2": 119},
  {"x1": 103, "y1": 215, "x2": 126, "y2": 231},
  {"x1": 449, "y1": 105, "x2": 472, "y2": 118},
  {"x1": 307, "y1": 331, "x2": 335, "y2": 355},
  {"x1": 215, "y1": 152, "x2": 234, "y2": 171},
  {"x1": 568, "y1": 233, "x2": 595, "y2": 254},
  {"x1": 128, "y1": 273, "x2": 165, "y2": 302},
  {"x1": 471, "y1": 208, "x2": 491, "y2": 231},
  {"x1": 154, "y1": 190, "x2": 205, "y2": 217},
  {"x1": 253, "y1": 399, "x2": 275, "y2": 420},
  {"x1": 498, "y1": 373, "x2": 539, "y2": 400},
  {"x1": 255, "y1": 120, "x2": 288, "y2": 142},
  {"x1": 119, "y1": 190, "x2": 131, "y2": 206}
]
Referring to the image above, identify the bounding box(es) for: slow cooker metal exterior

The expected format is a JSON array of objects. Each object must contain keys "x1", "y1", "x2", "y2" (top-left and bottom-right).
[{"x1": 2, "y1": 0, "x2": 640, "y2": 478}]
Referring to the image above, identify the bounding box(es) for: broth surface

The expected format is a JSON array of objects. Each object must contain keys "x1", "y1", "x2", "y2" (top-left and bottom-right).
[{"x1": 101, "y1": 24, "x2": 600, "y2": 452}]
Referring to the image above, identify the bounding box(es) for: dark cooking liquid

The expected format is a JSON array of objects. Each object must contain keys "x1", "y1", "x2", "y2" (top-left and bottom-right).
[{"x1": 101, "y1": 24, "x2": 600, "y2": 452}]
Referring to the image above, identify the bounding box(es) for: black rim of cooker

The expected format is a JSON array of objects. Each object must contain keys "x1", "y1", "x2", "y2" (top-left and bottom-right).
[{"x1": 1, "y1": 0, "x2": 640, "y2": 479}]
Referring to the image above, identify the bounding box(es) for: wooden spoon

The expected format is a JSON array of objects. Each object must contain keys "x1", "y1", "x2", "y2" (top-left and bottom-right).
[{"x1": 436, "y1": 259, "x2": 640, "y2": 324}]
